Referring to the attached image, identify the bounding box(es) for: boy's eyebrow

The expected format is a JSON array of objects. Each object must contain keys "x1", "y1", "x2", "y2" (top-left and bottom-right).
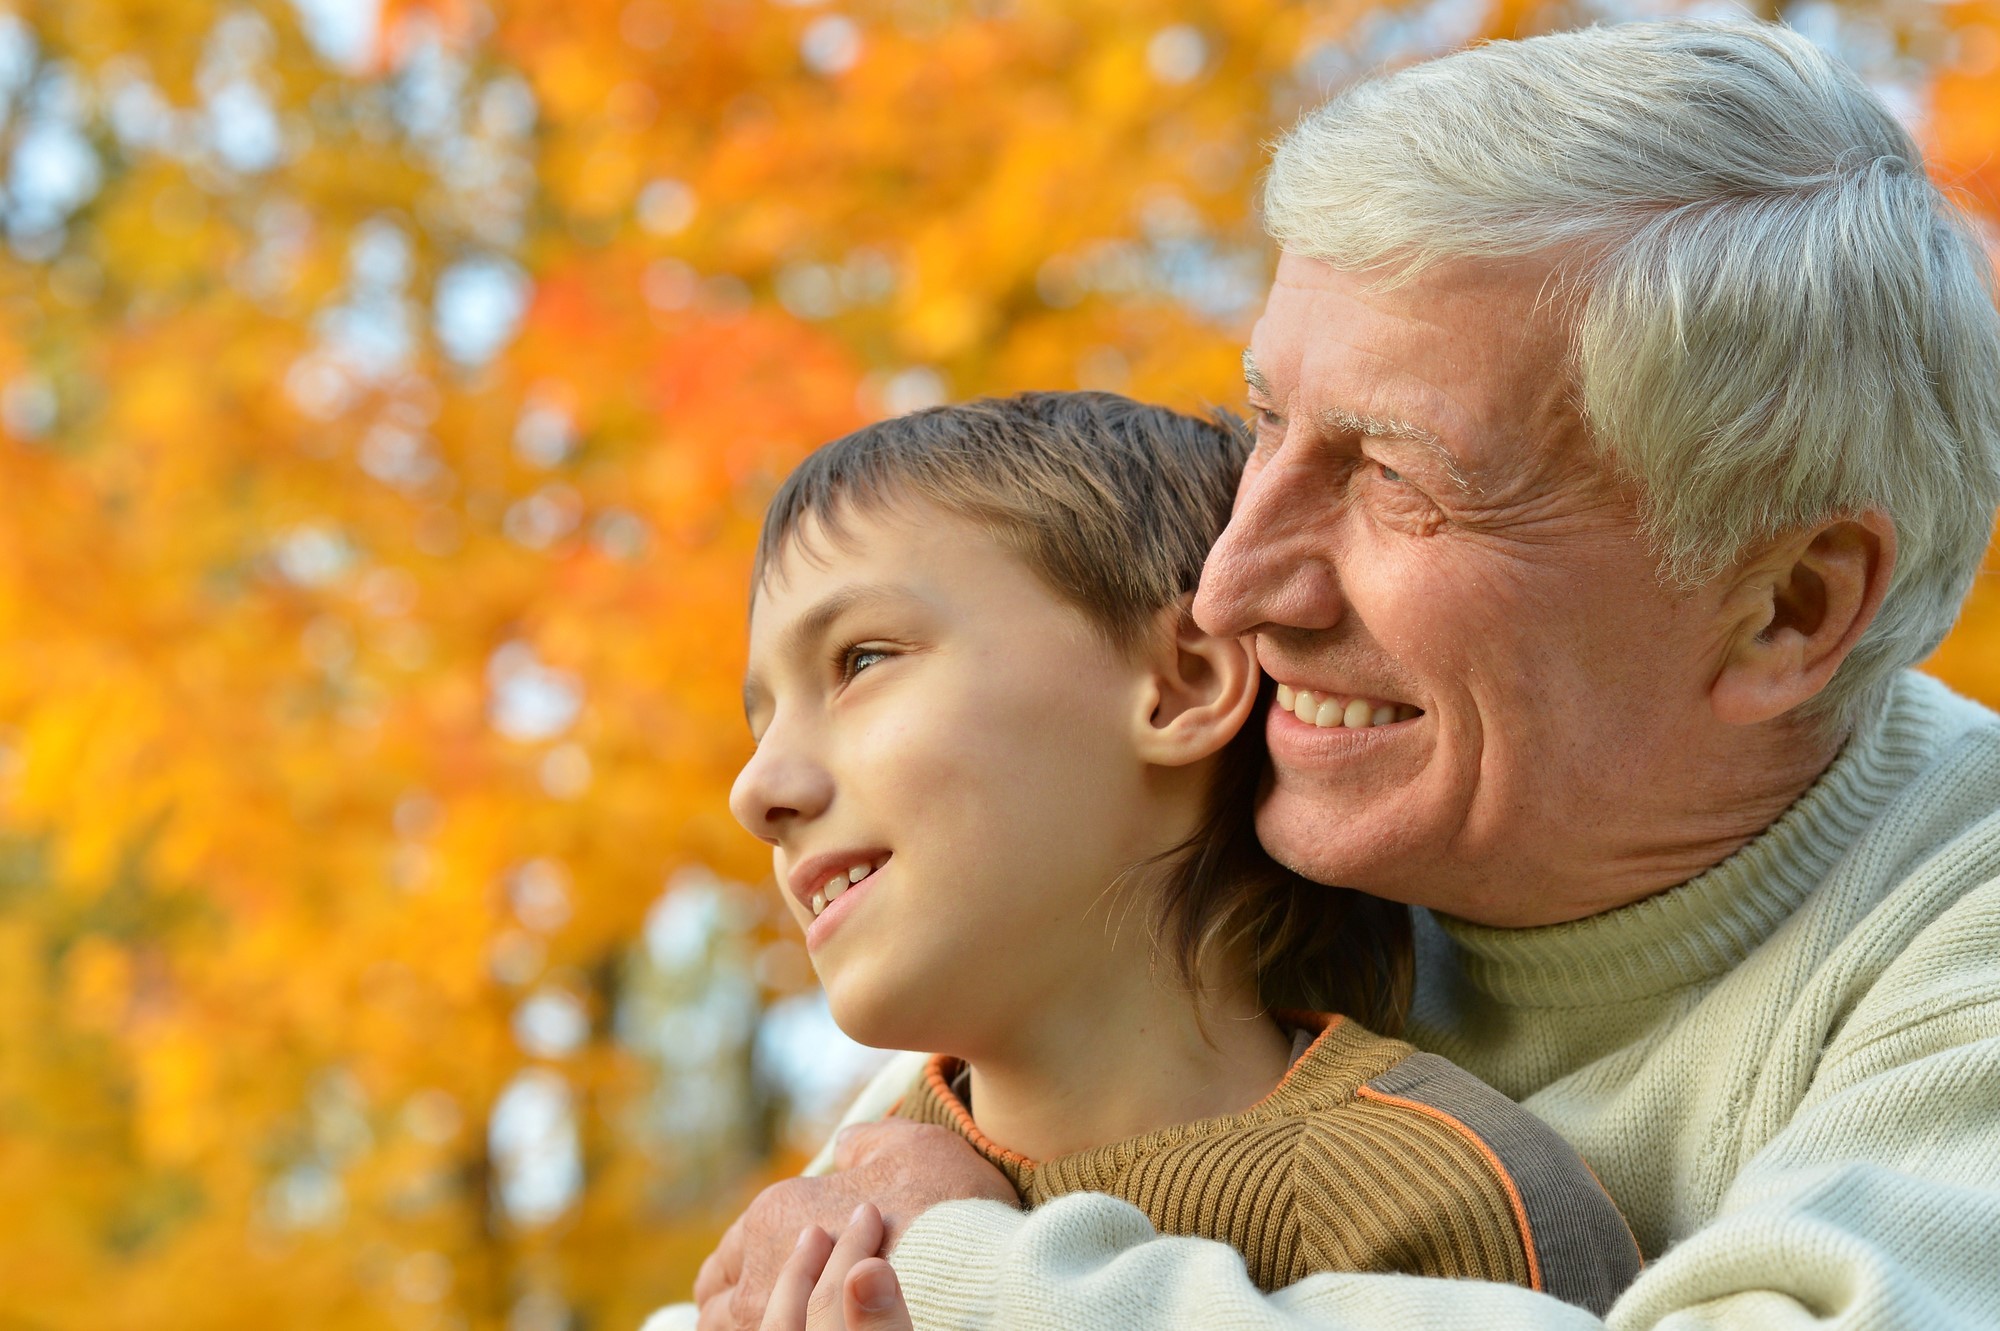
[
  {"x1": 783, "y1": 582, "x2": 918, "y2": 656},
  {"x1": 1242, "y1": 348, "x2": 1473, "y2": 494}
]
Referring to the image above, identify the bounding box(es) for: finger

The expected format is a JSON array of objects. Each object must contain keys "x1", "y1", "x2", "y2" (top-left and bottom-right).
[
  {"x1": 700, "y1": 1255, "x2": 732, "y2": 1327},
  {"x1": 843, "y1": 1259, "x2": 912, "y2": 1331},
  {"x1": 804, "y1": 1205, "x2": 887, "y2": 1329},
  {"x1": 697, "y1": 1279, "x2": 744, "y2": 1331},
  {"x1": 760, "y1": 1226, "x2": 835, "y2": 1331},
  {"x1": 694, "y1": 1219, "x2": 744, "y2": 1306}
]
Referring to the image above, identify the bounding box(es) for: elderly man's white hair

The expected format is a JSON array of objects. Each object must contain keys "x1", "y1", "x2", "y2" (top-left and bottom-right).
[{"x1": 1266, "y1": 20, "x2": 2000, "y2": 729}]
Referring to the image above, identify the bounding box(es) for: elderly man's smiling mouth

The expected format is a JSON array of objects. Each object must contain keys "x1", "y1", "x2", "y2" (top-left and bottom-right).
[{"x1": 1268, "y1": 678, "x2": 1422, "y2": 730}]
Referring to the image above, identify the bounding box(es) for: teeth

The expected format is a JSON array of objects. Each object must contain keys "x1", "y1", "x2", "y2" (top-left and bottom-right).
[
  {"x1": 1273, "y1": 684, "x2": 1422, "y2": 730},
  {"x1": 811, "y1": 862, "x2": 876, "y2": 919}
]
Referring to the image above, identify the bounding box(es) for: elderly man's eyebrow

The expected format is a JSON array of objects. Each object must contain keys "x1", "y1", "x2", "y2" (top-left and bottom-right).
[
  {"x1": 1243, "y1": 350, "x2": 1473, "y2": 494},
  {"x1": 1322, "y1": 405, "x2": 1440, "y2": 449},
  {"x1": 1329, "y1": 407, "x2": 1475, "y2": 494},
  {"x1": 1242, "y1": 349, "x2": 1275, "y2": 399}
]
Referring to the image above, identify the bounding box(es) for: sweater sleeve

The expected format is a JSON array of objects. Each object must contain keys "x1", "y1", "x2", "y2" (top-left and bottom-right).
[
  {"x1": 887, "y1": 885, "x2": 2000, "y2": 1331},
  {"x1": 891, "y1": 1195, "x2": 1608, "y2": 1331}
]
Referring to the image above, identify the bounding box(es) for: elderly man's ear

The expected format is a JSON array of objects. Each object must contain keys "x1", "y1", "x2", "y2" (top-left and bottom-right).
[
  {"x1": 1132, "y1": 602, "x2": 1260, "y2": 766},
  {"x1": 1711, "y1": 511, "x2": 1898, "y2": 727}
]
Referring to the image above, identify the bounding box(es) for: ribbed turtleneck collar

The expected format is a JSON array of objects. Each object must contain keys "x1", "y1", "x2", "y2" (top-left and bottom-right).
[{"x1": 1430, "y1": 672, "x2": 1954, "y2": 1008}]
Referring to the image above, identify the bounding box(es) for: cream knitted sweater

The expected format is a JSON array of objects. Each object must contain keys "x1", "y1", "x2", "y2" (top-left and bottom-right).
[{"x1": 820, "y1": 670, "x2": 2000, "y2": 1330}]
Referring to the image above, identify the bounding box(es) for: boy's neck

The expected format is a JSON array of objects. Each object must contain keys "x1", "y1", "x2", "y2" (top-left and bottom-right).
[{"x1": 958, "y1": 963, "x2": 1294, "y2": 1163}]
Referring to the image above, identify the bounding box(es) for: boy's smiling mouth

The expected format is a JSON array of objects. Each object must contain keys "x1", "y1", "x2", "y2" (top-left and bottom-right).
[{"x1": 788, "y1": 851, "x2": 891, "y2": 920}]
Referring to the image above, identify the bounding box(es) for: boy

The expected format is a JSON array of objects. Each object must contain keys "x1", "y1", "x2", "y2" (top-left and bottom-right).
[{"x1": 712, "y1": 393, "x2": 1638, "y2": 1323}]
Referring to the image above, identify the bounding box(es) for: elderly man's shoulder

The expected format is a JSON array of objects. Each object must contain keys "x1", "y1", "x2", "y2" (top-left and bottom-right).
[
  {"x1": 1817, "y1": 859, "x2": 2000, "y2": 1090},
  {"x1": 1871, "y1": 671, "x2": 2000, "y2": 859},
  {"x1": 1816, "y1": 672, "x2": 2000, "y2": 1035}
]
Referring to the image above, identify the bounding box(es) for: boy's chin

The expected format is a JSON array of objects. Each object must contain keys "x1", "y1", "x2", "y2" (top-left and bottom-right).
[{"x1": 822, "y1": 973, "x2": 959, "y2": 1054}]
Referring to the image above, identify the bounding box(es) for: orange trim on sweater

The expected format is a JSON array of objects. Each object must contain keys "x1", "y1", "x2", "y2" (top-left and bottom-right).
[
  {"x1": 1353, "y1": 1083, "x2": 1544, "y2": 1294},
  {"x1": 918, "y1": 1055, "x2": 1039, "y2": 1169},
  {"x1": 916, "y1": 1012, "x2": 1341, "y2": 1169},
  {"x1": 1253, "y1": 1010, "x2": 1343, "y2": 1110}
]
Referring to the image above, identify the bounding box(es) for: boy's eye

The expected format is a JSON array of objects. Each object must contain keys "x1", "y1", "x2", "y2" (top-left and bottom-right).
[{"x1": 840, "y1": 646, "x2": 891, "y2": 681}]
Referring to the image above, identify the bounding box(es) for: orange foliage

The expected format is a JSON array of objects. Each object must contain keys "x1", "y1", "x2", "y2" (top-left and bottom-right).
[{"x1": 0, "y1": 0, "x2": 1997, "y2": 1327}]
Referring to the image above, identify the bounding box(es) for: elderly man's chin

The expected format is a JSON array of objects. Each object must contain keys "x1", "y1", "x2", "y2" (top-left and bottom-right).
[{"x1": 1254, "y1": 746, "x2": 1456, "y2": 908}]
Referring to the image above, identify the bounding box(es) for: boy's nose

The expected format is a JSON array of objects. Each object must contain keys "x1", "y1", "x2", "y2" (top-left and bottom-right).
[{"x1": 728, "y1": 740, "x2": 835, "y2": 845}]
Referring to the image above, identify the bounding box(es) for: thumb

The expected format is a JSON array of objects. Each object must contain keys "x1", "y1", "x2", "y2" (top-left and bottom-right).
[{"x1": 843, "y1": 1259, "x2": 912, "y2": 1331}]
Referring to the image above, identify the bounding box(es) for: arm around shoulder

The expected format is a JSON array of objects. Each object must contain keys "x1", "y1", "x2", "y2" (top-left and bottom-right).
[
  {"x1": 890, "y1": 1191, "x2": 1609, "y2": 1331},
  {"x1": 887, "y1": 912, "x2": 2000, "y2": 1331}
]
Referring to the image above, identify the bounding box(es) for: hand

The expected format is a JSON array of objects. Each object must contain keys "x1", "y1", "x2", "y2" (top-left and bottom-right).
[
  {"x1": 757, "y1": 1203, "x2": 914, "y2": 1331},
  {"x1": 694, "y1": 1120, "x2": 1016, "y2": 1331}
]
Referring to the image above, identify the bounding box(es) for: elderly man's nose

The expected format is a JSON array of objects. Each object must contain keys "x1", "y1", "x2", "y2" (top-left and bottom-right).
[
  {"x1": 1193, "y1": 520, "x2": 1264, "y2": 638},
  {"x1": 1195, "y1": 466, "x2": 1339, "y2": 637},
  {"x1": 728, "y1": 745, "x2": 833, "y2": 844}
]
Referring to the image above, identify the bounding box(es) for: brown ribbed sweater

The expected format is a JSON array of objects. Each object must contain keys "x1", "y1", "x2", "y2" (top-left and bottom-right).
[{"x1": 895, "y1": 1012, "x2": 1642, "y2": 1315}]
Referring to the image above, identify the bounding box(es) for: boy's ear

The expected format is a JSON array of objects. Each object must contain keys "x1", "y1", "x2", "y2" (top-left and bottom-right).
[
  {"x1": 1709, "y1": 510, "x2": 1896, "y2": 727},
  {"x1": 1131, "y1": 602, "x2": 1259, "y2": 767}
]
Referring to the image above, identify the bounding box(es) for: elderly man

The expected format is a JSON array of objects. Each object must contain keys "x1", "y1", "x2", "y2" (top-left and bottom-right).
[{"x1": 691, "y1": 18, "x2": 2000, "y2": 1331}]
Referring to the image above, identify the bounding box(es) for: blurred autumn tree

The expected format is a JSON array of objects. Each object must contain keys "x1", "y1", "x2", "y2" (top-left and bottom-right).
[{"x1": 0, "y1": 0, "x2": 1996, "y2": 1328}]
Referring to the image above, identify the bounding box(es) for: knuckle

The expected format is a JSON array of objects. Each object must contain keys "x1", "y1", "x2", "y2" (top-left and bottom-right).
[
  {"x1": 744, "y1": 1180, "x2": 803, "y2": 1231},
  {"x1": 805, "y1": 1285, "x2": 842, "y2": 1322},
  {"x1": 728, "y1": 1286, "x2": 760, "y2": 1331}
]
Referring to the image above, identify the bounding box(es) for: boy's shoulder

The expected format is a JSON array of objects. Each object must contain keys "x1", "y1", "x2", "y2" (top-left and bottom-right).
[
  {"x1": 1328, "y1": 1035, "x2": 1642, "y2": 1313},
  {"x1": 896, "y1": 1015, "x2": 1643, "y2": 1311}
]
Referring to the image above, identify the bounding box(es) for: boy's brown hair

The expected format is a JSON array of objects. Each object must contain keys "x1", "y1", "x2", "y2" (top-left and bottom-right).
[{"x1": 754, "y1": 391, "x2": 1412, "y2": 1034}]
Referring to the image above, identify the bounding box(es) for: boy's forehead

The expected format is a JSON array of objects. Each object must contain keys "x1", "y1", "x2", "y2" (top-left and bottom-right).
[
  {"x1": 757, "y1": 502, "x2": 923, "y2": 605},
  {"x1": 748, "y1": 498, "x2": 1075, "y2": 651},
  {"x1": 757, "y1": 490, "x2": 1025, "y2": 596},
  {"x1": 750, "y1": 502, "x2": 958, "y2": 634}
]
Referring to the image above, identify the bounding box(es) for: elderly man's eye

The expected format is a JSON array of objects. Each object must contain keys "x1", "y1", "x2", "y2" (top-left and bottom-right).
[{"x1": 1380, "y1": 464, "x2": 1403, "y2": 482}]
